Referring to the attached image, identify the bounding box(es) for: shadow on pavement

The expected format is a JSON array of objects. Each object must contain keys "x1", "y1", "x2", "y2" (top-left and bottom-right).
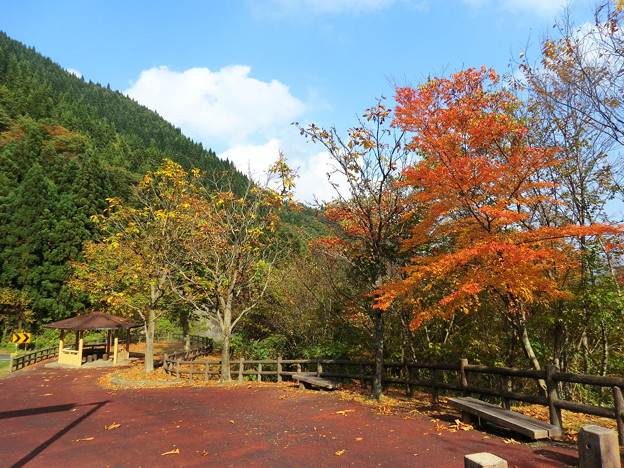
[
  {"x1": 0, "y1": 403, "x2": 81, "y2": 420},
  {"x1": 9, "y1": 400, "x2": 110, "y2": 468}
]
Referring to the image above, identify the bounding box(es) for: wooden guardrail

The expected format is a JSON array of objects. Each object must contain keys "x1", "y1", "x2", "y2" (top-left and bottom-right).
[
  {"x1": 8, "y1": 334, "x2": 211, "y2": 373},
  {"x1": 162, "y1": 354, "x2": 624, "y2": 445},
  {"x1": 153, "y1": 333, "x2": 213, "y2": 347},
  {"x1": 8, "y1": 340, "x2": 118, "y2": 372},
  {"x1": 9, "y1": 346, "x2": 59, "y2": 372}
]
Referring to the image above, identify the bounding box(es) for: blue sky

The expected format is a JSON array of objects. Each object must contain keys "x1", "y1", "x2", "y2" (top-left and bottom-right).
[{"x1": 1, "y1": 0, "x2": 596, "y2": 202}]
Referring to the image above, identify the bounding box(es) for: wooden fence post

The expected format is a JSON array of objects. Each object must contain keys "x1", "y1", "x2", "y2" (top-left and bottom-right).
[
  {"x1": 578, "y1": 425, "x2": 621, "y2": 468},
  {"x1": 613, "y1": 386, "x2": 624, "y2": 446},
  {"x1": 459, "y1": 359, "x2": 469, "y2": 397},
  {"x1": 359, "y1": 361, "x2": 366, "y2": 389},
  {"x1": 257, "y1": 363, "x2": 263, "y2": 382},
  {"x1": 277, "y1": 355, "x2": 283, "y2": 383},
  {"x1": 500, "y1": 375, "x2": 512, "y2": 410},
  {"x1": 545, "y1": 365, "x2": 562, "y2": 430},
  {"x1": 431, "y1": 368, "x2": 439, "y2": 404},
  {"x1": 405, "y1": 361, "x2": 413, "y2": 397},
  {"x1": 238, "y1": 357, "x2": 244, "y2": 383},
  {"x1": 316, "y1": 357, "x2": 322, "y2": 377},
  {"x1": 175, "y1": 358, "x2": 181, "y2": 378}
]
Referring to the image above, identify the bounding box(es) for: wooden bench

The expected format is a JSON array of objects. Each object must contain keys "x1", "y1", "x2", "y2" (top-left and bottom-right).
[
  {"x1": 292, "y1": 373, "x2": 343, "y2": 391},
  {"x1": 447, "y1": 397, "x2": 562, "y2": 440}
]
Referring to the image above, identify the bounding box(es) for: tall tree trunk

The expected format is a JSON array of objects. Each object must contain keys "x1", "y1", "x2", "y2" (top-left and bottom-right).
[
  {"x1": 399, "y1": 310, "x2": 418, "y2": 363},
  {"x1": 581, "y1": 328, "x2": 590, "y2": 373},
  {"x1": 219, "y1": 297, "x2": 232, "y2": 382},
  {"x1": 600, "y1": 320, "x2": 608, "y2": 377},
  {"x1": 143, "y1": 307, "x2": 155, "y2": 373},
  {"x1": 181, "y1": 311, "x2": 190, "y2": 352},
  {"x1": 371, "y1": 308, "x2": 385, "y2": 400},
  {"x1": 511, "y1": 312, "x2": 546, "y2": 393},
  {"x1": 220, "y1": 332, "x2": 231, "y2": 382}
]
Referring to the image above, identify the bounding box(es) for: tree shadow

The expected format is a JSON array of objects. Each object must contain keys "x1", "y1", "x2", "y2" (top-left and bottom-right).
[
  {"x1": 7, "y1": 400, "x2": 110, "y2": 468},
  {"x1": 0, "y1": 403, "x2": 80, "y2": 420}
]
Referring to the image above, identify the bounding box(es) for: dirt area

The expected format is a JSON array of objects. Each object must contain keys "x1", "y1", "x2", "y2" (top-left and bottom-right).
[{"x1": 0, "y1": 359, "x2": 584, "y2": 468}]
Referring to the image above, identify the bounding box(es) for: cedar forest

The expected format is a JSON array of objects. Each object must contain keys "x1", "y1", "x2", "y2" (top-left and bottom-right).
[{"x1": 1, "y1": 3, "x2": 624, "y2": 397}]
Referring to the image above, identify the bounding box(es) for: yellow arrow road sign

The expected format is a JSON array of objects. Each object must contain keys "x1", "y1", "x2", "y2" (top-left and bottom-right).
[{"x1": 11, "y1": 333, "x2": 31, "y2": 344}]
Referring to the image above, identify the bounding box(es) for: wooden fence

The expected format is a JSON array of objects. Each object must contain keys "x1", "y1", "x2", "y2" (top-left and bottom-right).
[
  {"x1": 9, "y1": 346, "x2": 59, "y2": 372},
  {"x1": 8, "y1": 334, "x2": 212, "y2": 373},
  {"x1": 162, "y1": 353, "x2": 624, "y2": 445},
  {"x1": 153, "y1": 333, "x2": 213, "y2": 347}
]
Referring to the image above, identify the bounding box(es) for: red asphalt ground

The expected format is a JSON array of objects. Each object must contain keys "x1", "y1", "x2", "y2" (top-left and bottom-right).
[{"x1": 0, "y1": 364, "x2": 580, "y2": 468}]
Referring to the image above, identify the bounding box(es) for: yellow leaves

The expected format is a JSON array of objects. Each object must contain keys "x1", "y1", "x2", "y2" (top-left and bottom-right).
[
  {"x1": 502, "y1": 438, "x2": 519, "y2": 444},
  {"x1": 334, "y1": 450, "x2": 346, "y2": 456},
  {"x1": 450, "y1": 419, "x2": 473, "y2": 431},
  {"x1": 161, "y1": 448, "x2": 180, "y2": 455},
  {"x1": 105, "y1": 422, "x2": 121, "y2": 430},
  {"x1": 74, "y1": 437, "x2": 95, "y2": 442},
  {"x1": 332, "y1": 409, "x2": 355, "y2": 416}
]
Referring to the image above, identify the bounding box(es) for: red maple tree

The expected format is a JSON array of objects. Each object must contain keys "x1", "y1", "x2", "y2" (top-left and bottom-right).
[{"x1": 375, "y1": 67, "x2": 621, "y2": 335}]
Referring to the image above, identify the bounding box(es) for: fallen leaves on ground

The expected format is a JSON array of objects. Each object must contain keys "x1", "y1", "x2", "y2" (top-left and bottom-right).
[
  {"x1": 74, "y1": 437, "x2": 94, "y2": 442},
  {"x1": 450, "y1": 419, "x2": 473, "y2": 431},
  {"x1": 502, "y1": 438, "x2": 520, "y2": 444},
  {"x1": 105, "y1": 422, "x2": 121, "y2": 430},
  {"x1": 335, "y1": 450, "x2": 346, "y2": 456},
  {"x1": 333, "y1": 410, "x2": 355, "y2": 416},
  {"x1": 161, "y1": 448, "x2": 180, "y2": 455},
  {"x1": 513, "y1": 404, "x2": 617, "y2": 444}
]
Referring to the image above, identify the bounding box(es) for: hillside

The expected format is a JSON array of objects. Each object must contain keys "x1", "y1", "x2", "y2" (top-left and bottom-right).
[{"x1": 0, "y1": 32, "x2": 249, "y2": 332}]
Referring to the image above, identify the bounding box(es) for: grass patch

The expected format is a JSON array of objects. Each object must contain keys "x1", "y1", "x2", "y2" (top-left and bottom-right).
[{"x1": 0, "y1": 360, "x2": 10, "y2": 377}]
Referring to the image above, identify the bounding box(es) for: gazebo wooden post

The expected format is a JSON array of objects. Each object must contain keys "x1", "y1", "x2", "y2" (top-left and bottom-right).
[
  {"x1": 106, "y1": 329, "x2": 112, "y2": 355},
  {"x1": 113, "y1": 329, "x2": 119, "y2": 363},
  {"x1": 58, "y1": 329, "x2": 65, "y2": 356},
  {"x1": 77, "y1": 330, "x2": 84, "y2": 364}
]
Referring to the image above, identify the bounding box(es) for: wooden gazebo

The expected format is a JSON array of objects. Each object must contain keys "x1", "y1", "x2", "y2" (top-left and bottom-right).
[{"x1": 43, "y1": 312, "x2": 140, "y2": 367}]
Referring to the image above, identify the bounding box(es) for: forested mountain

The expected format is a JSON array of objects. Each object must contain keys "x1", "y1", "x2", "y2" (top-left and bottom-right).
[{"x1": 0, "y1": 32, "x2": 247, "y2": 332}]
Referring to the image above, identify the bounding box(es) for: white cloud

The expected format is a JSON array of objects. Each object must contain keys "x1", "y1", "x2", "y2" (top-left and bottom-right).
[
  {"x1": 256, "y1": 0, "x2": 399, "y2": 15},
  {"x1": 295, "y1": 149, "x2": 350, "y2": 204},
  {"x1": 125, "y1": 65, "x2": 341, "y2": 204},
  {"x1": 125, "y1": 65, "x2": 305, "y2": 148},
  {"x1": 502, "y1": 0, "x2": 568, "y2": 17},
  {"x1": 219, "y1": 139, "x2": 348, "y2": 204},
  {"x1": 66, "y1": 68, "x2": 82, "y2": 78},
  {"x1": 462, "y1": 0, "x2": 569, "y2": 17},
  {"x1": 219, "y1": 139, "x2": 283, "y2": 179}
]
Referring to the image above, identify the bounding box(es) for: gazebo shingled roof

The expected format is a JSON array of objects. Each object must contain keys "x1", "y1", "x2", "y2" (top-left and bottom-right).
[{"x1": 43, "y1": 312, "x2": 140, "y2": 331}]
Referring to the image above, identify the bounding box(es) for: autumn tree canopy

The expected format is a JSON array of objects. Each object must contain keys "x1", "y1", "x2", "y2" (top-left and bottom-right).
[
  {"x1": 375, "y1": 68, "x2": 621, "y2": 340},
  {"x1": 71, "y1": 159, "x2": 201, "y2": 372},
  {"x1": 170, "y1": 157, "x2": 296, "y2": 382}
]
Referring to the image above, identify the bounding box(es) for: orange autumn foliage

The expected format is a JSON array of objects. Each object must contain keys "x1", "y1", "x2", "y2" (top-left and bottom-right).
[{"x1": 374, "y1": 67, "x2": 622, "y2": 328}]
